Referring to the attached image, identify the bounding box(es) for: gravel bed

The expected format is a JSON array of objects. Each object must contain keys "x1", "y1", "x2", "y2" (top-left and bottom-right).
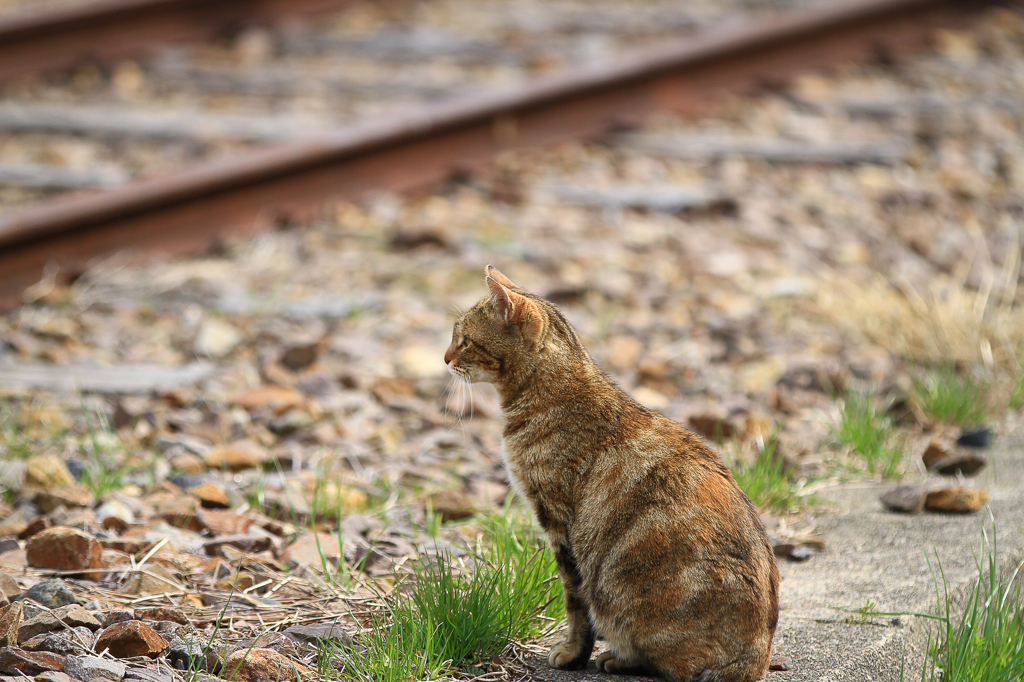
[{"x1": 0, "y1": 6, "x2": 1022, "y2": 682}]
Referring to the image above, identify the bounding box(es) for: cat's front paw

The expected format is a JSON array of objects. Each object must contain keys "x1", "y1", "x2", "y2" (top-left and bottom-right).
[{"x1": 548, "y1": 639, "x2": 592, "y2": 670}]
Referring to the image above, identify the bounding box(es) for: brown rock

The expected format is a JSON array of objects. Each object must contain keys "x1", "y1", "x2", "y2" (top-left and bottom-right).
[
  {"x1": 24, "y1": 527, "x2": 103, "y2": 580},
  {"x1": 17, "y1": 515, "x2": 51, "y2": 540},
  {"x1": 880, "y1": 485, "x2": 926, "y2": 513},
  {"x1": 133, "y1": 607, "x2": 190, "y2": 626},
  {"x1": 427, "y1": 490, "x2": 477, "y2": 522},
  {"x1": 35, "y1": 671, "x2": 77, "y2": 682},
  {"x1": 925, "y1": 487, "x2": 989, "y2": 514},
  {"x1": 17, "y1": 604, "x2": 100, "y2": 643},
  {"x1": 157, "y1": 495, "x2": 202, "y2": 531},
  {"x1": 231, "y1": 387, "x2": 305, "y2": 413},
  {"x1": 930, "y1": 453, "x2": 986, "y2": 476},
  {"x1": 118, "y1": 564, "x2": 183, "y2": 595},
  {"x1": 24, "y1": 455, "x2": 74, "y2": 489},
  {"x1": 204, "y1": 443, "x2": 267, "y2": 471},
  {"x1": 168, "y1": 451, "x2": 207, "y2": 475},
  {"x1": 34, "y1": 485, "x2": 96, "y2": 514},
  {"x1": 921, "y1": 439, "x2": 950, "y2": 468},
  {"x1": 279, "y1": 339, "x2": 323, "y2": 371},
  {"x1": 188, "y1": 481, "x2": 230, "y2": 509},
  {"x1": 0, "y1": 573, "x2": 20, "y2": 602},
  {"x1": 220, "y1": 647, "x2": 308, "y2": 682},
  {"x1": 687, "y1": 413, "x2": 737, "y2": 441},
  {"x1": 198, "y1": 510, "x2": 253, "y2": 536},
  {"x1": 279, "y1": 532, "x2": 339, "y2": 567},
  {"x1": 0, "y1": 646, "x2": 64, "y2": 675},
  {"x1": 0, "y1": 603, "x2": 21, "y2": 647},
  {"x1": 94, "y1": 621, "x2": 168, "y2": 658},
  {"x1": 769, "y1": 655, "x2": 793, "y2": 671}
]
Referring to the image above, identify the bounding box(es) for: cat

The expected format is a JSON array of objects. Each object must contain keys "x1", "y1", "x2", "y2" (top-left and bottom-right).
[{"x1": 444, "y1": 266, "x2": 779, "y2": 682}]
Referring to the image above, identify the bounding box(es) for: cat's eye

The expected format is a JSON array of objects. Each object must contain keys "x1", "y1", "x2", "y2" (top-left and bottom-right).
[{"x1": 458, "y1": 336, "x2": 470, "y2": 349}]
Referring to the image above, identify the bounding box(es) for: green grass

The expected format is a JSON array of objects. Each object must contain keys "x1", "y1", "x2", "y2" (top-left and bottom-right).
[
  {"x1": 727, "y1": 437, "x2": 805, "y2": 513},
  {"x1": 912, "y1": 365, "x2": 989, "y2": 426},
  {"x1": 1009, "y1": 363, "x2": 1024, "y2": 412},
  {"x1": 322, "y1": 508, "x2": 563, "y2": 681},
  {"x1": 917, "y1": 522, "x2": 1024, "y2": 681},
  {"x1": 833, "y1": 389, "x2": 904, "y2": 479}
]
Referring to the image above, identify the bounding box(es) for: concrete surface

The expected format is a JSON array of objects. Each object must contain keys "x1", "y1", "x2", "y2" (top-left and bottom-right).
[{"x1": 528, "y1": 415, "x2": 1024, "y2": 682}]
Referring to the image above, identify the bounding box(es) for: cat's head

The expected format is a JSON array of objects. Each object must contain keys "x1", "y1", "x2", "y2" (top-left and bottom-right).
[{"x1": 445, "y1": 265, "x2": 580, "y2": 387}]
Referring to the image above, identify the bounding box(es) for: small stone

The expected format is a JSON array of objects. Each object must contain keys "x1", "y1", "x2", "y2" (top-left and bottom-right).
[
  {"x1": 220, "y1": 647, "x2": 307, "y2": 682},
  {"x1": 64, "y1": 654, "x2": 126, "y2": 682},
  {"x1": 930, "y1": 453, "x2": 986, "y2": 476},
  {"x1": 16, "y1": 516, "x2": 50, "y2": 540},
  {"x1": 267, "y1": 408, "x2": 314, "y2": 435},
  {"x1": 194, "y1": 319, "x2": 242, "y2": 359},
  {"x1": 427, "y1": 490, "x2": 477, "y2": 522},
  {"x1": 230, "y1": 387, "x2": 305, "y2": 412},
  {"x1": 168, "y1": 451, "x2": 207, "y2": 475},
  {"x1": 124, "y1": 667, "x2": 177, "y2": 682},
  {"x1": 279, "y1": 532, "x2": 338, "y2": 568},
  {"x1": 0, "y1": 603, "x2": 21, "y2": 647},
  {"x1": 25, "y1": 527, "x2": 103, "y2": 580},
  {"x1": 687, "y1": 413, "x2": 737, "y2": 441},
  {"x1": 0, "y1": 647, "x2": 63, "y2": 675},
  {"x1": 101, "y1": 611, "x2": 134, "y2": 628},
  {"x1": 95, "y1": 499, "x2": 136, "y2": 527},
  {"x1": 133, "y1": 608, "x2": 189, "y2": 626},
  {"x1": 880, "y1": 485, "x2": 926, "y2": 514},
  {"x1": 0, "y1": 573, "x2": 19, "y2": 602},
  {"x1": 282, "y1": 620, "x2": 350, "y2": 646},
  {"x1": 925, "y1": 487, "x2": 989, "y2": 514},
  {"x1": 36, "y1": 671, "x2": 78, "y2": 682},
  {"x1": 24, "y1": 455, "x2": 74, "y2": 489},
  {"x1": 20, "y1": 627, "x2": 92, "y2": 656},
  {"x1": 118, "y1": 564, "x2": 183, "y2": 595},
  {"x1": 187, "y1": 481, "x2": 230, "y2": 509},
  {"x1": 197, "y1": 510, "x2": 253, "y2": 536},
  {"x1": 956, "y1": 426, "x2": 992, "y2": 448},
  {"x1": 18, "y1": 604, "x2": 100, "y2": 642},
  {"x1": 788, "y1": 545, "x2": 815, "y2": 562},
  {"x1": 34, "y1": 485, "x2": 95, "y2": 514},
  {"x1": 921, "y1": 439, "x2": 950, "y2": 469},
  {"x1": 279, "y1": 339, "x2": 322, "y2": 371},
  {"x1": 165, "y1": 636, "x2": 215, "y2": 672},
  {"x1": 203, "y1": 444, "x2": 267, "y2": 471},
  {"x1": 94, "y1": 621, "x2": 168, "y2": 659},
  {"x1": 769, "y1": 655, "x2": 793, "y2": 671},
  {"x1": 23, "y1": 580, "x2": 79, "y2": 609}
]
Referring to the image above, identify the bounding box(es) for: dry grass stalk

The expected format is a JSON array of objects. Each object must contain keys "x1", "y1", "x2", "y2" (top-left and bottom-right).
[{"x1": 817, "y1": 218, "x2": 1024, "y2": 368}]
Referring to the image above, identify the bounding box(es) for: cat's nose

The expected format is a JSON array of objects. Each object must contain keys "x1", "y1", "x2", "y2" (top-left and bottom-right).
[{"x1": 444, "y1": 347, "x2": 455, "y2": 364}]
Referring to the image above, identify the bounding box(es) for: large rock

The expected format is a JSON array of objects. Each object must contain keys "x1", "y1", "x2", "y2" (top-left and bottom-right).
[
  {"x1": 925, "y1": 487, "x2": 989, "y2": 513},
  {"x1": 94, "y1": 621, "x2": 168, "y2": 658},
  {"x1": 24, "y1": 455, "x2": 74, "y2": 489},
  {"x1": 25, "y1": 527, "x2": 103, "y2": 580}
]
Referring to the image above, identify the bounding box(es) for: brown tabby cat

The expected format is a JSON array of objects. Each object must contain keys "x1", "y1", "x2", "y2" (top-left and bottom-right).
[{"x1": 444, "y1": 266, "x2": 779, "y2": 682}]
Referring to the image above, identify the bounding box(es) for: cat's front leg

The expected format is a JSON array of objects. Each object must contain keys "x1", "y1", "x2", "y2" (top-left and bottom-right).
[{"x1": 547, "y1": 542, "x2": 595, "y2": 670}]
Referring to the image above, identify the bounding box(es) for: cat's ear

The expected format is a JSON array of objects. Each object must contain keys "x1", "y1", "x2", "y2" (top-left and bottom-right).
[
  {"x1": 486, "y1": 276, "x2": 546, "y2": 349},
  {"x1": 486, "y1": 265, "x2": 521, "y2": 290}
]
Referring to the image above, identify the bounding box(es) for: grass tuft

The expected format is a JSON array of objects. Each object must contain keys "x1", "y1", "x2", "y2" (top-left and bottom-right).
[
  {"x1": 919, "y1": 520, "x2": 1024, "y2": 681},
  {"x1": 833, "y1": 390, "x2": 904, "y2": 478},
  {"x1": 727, "y1": 436, "x2": 804, "y2": 513},
  {"x1": 323, "y1": 507, "x2": 562, "y2": 681},
  {"x1": 912, "y1": 365, "x2": 989, "y2": 426}
]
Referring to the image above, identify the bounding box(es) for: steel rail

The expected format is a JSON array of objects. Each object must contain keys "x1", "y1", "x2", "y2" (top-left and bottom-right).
[
  {"x1": 0, "y1": 0, "x2": 355, "y2": 83},
  {"x1": 0, "y1": 0, "x2": 991, "y2": 307}
]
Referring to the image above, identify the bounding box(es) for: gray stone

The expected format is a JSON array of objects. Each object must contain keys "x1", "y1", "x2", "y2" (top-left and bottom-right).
[
  {"x1": 23, "y1": 580, "x2": 79, "y2": 609},
  {"x1": 20, "y1": 626, "x2": 93, "y2": 655},
  {"x1": 283, "y1": 620, "x2": 350, "y2": 646},
  {"x1": 63, "y1": 654, "x2": 126, "y2": 681},
  {"x1": 101, "y1": 610, "x2": 134, "y2": 628},
  {"x1": 18, "y1": 604, "x2": 101, "y2": 643}
]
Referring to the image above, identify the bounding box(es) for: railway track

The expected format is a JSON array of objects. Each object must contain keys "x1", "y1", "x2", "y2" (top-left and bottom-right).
[{"x1": 0, "y1": 0, "x2": 1003, "y2": 307}]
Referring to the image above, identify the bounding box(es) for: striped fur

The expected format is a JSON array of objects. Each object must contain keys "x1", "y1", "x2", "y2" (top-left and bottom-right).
[{"x1": 445, "y1": 266, "x2": 779, "y2": 682}]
